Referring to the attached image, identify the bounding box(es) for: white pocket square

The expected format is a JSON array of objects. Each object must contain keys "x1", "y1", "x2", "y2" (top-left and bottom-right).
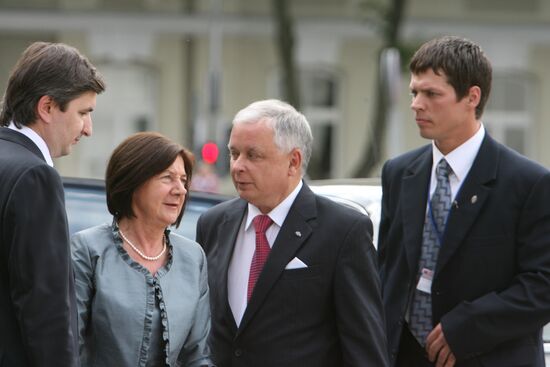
[{"x1": 285, "y1": 257, "x2": 308, "y2": 270}]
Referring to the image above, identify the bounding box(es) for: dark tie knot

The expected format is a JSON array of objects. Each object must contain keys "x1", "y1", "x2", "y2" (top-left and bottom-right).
[
  {"x1": 253, "y1": 215, "x2": 273, "y2": 234},
  {"x1": 436, "y1": 159, "x2": 452, "y2": 178}
]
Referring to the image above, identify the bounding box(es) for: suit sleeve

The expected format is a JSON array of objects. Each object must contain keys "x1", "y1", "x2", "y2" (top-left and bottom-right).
[
  {"x1": 377, "y1": 160, "x2": 392, "y2": 285},
  {"x1": 333, "y1": 213, "x2": 390, "y2": 367},
  {"x1": 195, "y1": 214, "x2": 205, "y2": 248},
  {"x1": 442, "y1": 171, "x2": 550, "y2": 359},
  {"x1": 6, "y1": 165, "x2": 78, "y2": 366},
  {"x1": 70, "y1": 232, "x2": 94, "y2": 360}
]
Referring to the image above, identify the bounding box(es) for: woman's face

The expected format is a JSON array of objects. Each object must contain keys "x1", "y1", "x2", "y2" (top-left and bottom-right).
[{"x1": 131, "y1": 155, "x2": 187, "y2": 228}]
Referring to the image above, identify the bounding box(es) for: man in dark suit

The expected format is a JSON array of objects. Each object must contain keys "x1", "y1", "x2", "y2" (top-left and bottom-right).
[
  {"x1": 0, "y1": 42, "x2": 105, "y2": 366},
  {"x1": 196, "y1": 99, "x2": 388, "y2": 367},
  {"x1": 379, "y1": 36, "x2": 550, "y2": 367}
]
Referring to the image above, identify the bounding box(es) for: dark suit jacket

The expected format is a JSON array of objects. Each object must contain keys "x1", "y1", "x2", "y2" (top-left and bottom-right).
[
  {"x1": 196, "y1": 183, "x2": 389, "y2": 367},
  {"x1": 379, "y1": 133, "x2": 550, "y2": 367},
  {"x1": 0, "y1": 128, "x2": 79, "y2": 367}
]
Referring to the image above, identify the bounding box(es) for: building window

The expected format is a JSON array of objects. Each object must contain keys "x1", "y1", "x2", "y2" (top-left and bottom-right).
[
  {"x1": 483, "y1": 73, "x2": 535, "y2": 157},
  {"x1": 77, "y1": 63, "x2": 158, "y2": 178},
  {"x1": 270, "y1": 67, "x2": 341, "y2": 179}
]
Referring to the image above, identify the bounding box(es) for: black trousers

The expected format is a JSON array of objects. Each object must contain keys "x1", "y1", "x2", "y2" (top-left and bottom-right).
[{"x1": 395, "y1": 325, "x2": 434, "y2": 367}]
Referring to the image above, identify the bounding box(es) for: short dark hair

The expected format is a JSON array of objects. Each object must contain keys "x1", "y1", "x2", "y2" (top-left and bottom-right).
[
  {"x1": 409, "y1": 36, "x2": 492, "y2": 119},
  {"x1": 106, "y1": 132, "x2": 195, "y2": 228},
  {"x1": 0, "y1": 41, "x2": 106, "y2": 127}
]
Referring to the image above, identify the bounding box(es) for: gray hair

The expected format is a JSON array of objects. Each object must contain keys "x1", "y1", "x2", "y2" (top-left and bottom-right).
[{"x1": 232, "y1": 99, "x2": 313, "y2": 175}]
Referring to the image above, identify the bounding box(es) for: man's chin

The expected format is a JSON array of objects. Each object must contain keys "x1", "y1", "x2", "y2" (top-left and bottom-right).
[
  {"x1": 59, "y1": 146, "x2": 73, "y2": 157},
  {"x1": 418, "y1": 129, "x2": 434, "y2": 140},
  {"x1": 235, "y1": 187, "x2": 255, "y2": 202}
]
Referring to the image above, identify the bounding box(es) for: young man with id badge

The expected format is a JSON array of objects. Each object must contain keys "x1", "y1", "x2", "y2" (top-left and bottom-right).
[{"x1": 378, "y1": 36, "x2": 550, "y2": 367}]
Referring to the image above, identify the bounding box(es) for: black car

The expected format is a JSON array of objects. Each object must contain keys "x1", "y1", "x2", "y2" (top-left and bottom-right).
[{"x1": 63, "y1": 177, "x2": 231, "y2": 240}]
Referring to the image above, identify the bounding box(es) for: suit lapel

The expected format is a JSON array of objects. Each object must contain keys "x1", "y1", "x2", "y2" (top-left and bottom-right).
[
  {"x1": 435, "y1": 135, "x2": 499, "y2": 275},
  {"x1": 218, "y1": 199, "x2": 247, "y2": 333},
  {"x1": 401, "y1": 147, "x2": 432, "y2": 277},
  {"x1": 0, "y1": 128, "x2": 46, "y2": 162},
  {"x1": 237, "y1": 184, "x2": 315, "y2": 335}
]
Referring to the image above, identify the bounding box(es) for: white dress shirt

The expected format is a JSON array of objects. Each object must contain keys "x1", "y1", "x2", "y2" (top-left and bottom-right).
[
  {"x1": 405, "y1": 125, "x2": 486, "y2": 324},
  {"x1": 228, "y1": 180, "x2": 303, "y2": 326},
  {"x1": 430, "y1": 124, "x2": 485, "y2": 202},
  {"x1": 7, "y1": 121, "x2": 54, "y2": 167}
]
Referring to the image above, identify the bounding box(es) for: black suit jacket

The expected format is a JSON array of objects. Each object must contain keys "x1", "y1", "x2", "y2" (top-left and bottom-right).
[
  {"x1": 0, "y1": 128, "x2": 79, "y2": 367},
  {"x1": 196, "y1": 183, "x2": 389, "y2": 367},
  {"x1": 379, "y1": 134, "x2": 550, "y2": 367}
]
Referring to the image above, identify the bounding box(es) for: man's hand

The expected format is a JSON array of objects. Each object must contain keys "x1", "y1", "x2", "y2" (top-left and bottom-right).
[{"x1": 426, "y1": 323, "x2": 456, "y2": 367}]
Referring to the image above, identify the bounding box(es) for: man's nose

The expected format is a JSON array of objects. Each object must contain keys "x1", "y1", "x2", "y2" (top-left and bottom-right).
[
  {"x1": 231, "y1": 155, "x2": 246, "y2": 172},
  {"x1": 82, "y1": 116, "x2": 93, "y2": 137},
  {"x1": 410, "y1": 94, "x2": 423, "y2": 111}
]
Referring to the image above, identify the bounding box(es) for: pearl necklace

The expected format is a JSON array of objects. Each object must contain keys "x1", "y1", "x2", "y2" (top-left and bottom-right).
[{"x1": 119, "y1": 229, "x2": 167, "y2": 261}]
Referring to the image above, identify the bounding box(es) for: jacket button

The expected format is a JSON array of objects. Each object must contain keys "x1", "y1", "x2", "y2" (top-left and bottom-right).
[{"x1": 234, "y1": 349, "x2": 242, "y2": 357}]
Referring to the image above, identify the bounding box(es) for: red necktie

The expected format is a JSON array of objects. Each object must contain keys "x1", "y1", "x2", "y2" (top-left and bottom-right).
[{"x1": 247, "y1": 215, "x2": 273, "y2": 302}]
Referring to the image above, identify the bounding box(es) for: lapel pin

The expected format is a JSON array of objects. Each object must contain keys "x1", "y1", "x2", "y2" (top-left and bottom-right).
[
  {"x1": 471, "y1": 195, "x2": 478, "y2": 204},
  {"x1": 295, "y1": 231, "x2": 302, "y2": 237}
]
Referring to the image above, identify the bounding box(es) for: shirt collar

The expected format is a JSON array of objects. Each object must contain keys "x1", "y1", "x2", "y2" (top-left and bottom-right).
[
  {"x1": 7, "y1": 121, "x2": 54, "y2": 167},
  {"x1": 432, "y1": 123, "x2": 485, "y2": 181},
  {"x1": 245, "y1": 180, "x2": 304, "y2": 230}
]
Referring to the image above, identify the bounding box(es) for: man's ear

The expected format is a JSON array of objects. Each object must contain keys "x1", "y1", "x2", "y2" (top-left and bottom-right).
[
  {"x1": 468, "y1": 86, "x2": 481, "y2": 108},
  {"x1": 36, "y1": 95, "x2": 55, "y2": 124},
  {"x1": 288, "y1": 148, "x2": 303, "y2": 176}
]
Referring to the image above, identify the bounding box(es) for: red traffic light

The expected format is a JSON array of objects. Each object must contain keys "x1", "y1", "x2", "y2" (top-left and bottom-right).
[{"x1": 201, "y1": 141, "x2": 219, "y2": 164}]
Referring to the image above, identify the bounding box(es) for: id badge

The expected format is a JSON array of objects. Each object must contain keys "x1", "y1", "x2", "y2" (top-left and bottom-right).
[{"x1": 416, "y1": 268, "x2": 433, "y2": 294}]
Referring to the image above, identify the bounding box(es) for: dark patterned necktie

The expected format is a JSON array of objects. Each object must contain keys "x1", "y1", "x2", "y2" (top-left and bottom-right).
[
  {"x1": 247, "y1": 215, "x2": 273, "y2": 302},
  {"x1": 409, "y1": 159, "x2": 452, "y2": 345}
]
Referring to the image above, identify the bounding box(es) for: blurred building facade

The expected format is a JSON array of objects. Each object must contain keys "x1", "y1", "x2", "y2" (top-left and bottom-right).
[{"x1": 0, "y1": 0, "x2": 549, "y2": 183}]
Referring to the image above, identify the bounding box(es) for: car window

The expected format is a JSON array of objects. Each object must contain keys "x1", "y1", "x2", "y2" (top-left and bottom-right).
[
  {"x1": 170, "y1": 198, "x2": 221, "y2": 240},
  {"x1": 63, "y1": 178, "x2": 230, "y2": 240},
  {"x1": 64, "y1": 184, "x2": 110, "y2": 236}
]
